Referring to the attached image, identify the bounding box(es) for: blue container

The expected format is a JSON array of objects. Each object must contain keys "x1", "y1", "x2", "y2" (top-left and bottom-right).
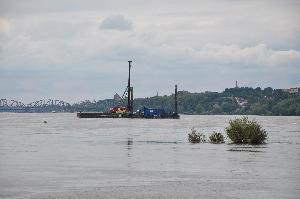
[{"x1": 142, "y1": 107, "x2": 166, "y2": 118}]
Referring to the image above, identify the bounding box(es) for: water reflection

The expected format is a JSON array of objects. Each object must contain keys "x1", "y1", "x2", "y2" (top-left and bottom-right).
[
  {"x1": 227, "y1": 144, "x2": 267, "y2": 152},
  {"x1": 127, "y1": 138, "x2": 133, "y2": 168},
  {"x1": 127, "y1": 137, "x2": 133, "y2": 150}
]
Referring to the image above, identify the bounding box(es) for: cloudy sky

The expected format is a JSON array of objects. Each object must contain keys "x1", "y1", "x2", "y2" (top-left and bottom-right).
[{"x1": 0, "y1": 0, "x2": 299, "y2": 103}]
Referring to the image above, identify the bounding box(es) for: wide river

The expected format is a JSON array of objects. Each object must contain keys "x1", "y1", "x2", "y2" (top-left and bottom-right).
[{"x1": 0, "y1": 113, "x2": 299, "y2": 199}]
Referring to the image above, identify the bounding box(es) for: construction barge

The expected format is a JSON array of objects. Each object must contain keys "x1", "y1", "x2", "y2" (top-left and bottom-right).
[{"x1": 77, "y1": 61, "x2": 179, "y2": 119}]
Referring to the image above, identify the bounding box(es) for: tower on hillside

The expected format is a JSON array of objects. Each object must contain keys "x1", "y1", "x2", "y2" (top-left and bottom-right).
[{"x1": 114, "y1": 93, "x2": 121, "y2": 100}]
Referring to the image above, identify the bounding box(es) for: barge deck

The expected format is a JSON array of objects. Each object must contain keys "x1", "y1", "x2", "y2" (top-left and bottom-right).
[{"x1": 77, "y1": 112, "x2": 180, "y2": 119}]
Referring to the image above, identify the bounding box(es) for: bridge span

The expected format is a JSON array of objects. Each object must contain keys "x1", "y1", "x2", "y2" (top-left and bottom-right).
[{"x1": 0, "y1": 99, "x2": 72, "y2": 113}]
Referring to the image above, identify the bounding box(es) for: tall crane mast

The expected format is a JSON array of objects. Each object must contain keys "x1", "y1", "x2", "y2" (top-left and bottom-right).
[{"x1": 127, "y1": 61, "x2": 133, "y2": 113}]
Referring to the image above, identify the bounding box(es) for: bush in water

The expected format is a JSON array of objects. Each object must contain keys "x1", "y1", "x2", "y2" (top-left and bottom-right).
[
  {"x1": 226, "y1": 117, "x2": 268, "y2": 144},
  {"x1": 188, "y1": 128, "x2": 206, "y2": 143},
  {"x1": 209, "y1": 132, "x2": 225, "y2": 144}
]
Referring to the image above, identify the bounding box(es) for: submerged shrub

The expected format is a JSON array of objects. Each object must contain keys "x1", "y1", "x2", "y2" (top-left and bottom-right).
[
  {"x1": 188, "y1": 128, "x2": 206, "y2": 143},
  {"x1": 209, "y1": 132, "x2": 225, "y2": 144},
  {"x1": 226, "y1": 117, "x2": 268, "y2": 144}
]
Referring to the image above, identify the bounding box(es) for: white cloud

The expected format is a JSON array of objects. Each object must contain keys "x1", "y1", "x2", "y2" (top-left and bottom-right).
[{"x1": 189, "y1": 43, "x2": 300, "y2": 68}]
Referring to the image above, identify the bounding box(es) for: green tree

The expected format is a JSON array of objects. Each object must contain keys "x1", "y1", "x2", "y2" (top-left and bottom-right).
[{"x1": 196, "y1": 104, "x2": 205, "y2": 114}]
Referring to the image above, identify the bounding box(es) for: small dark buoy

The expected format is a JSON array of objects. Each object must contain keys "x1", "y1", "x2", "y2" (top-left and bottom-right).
[{"x1": 43, "y1": 121, "x2": 47, "y2": 124}]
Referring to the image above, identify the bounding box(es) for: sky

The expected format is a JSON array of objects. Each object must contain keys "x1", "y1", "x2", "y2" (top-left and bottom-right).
[{"x1": 0, "y1": 0, "x2": 299, "y2": 103}]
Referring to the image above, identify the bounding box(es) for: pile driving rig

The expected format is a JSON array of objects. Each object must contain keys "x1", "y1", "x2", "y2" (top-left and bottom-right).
[{"x1": 77, "y1": 61, "x2": 179, "y2": 119}]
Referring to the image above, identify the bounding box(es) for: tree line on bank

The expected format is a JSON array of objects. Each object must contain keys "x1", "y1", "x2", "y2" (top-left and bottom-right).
[{"x1": 73, "y1": 87, "x2": 300, "y2": 116}]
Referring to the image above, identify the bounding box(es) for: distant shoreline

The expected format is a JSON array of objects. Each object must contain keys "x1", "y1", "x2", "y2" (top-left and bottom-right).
[{"x1": 1, "y1": 86, "x2": 299, "y2": 116}]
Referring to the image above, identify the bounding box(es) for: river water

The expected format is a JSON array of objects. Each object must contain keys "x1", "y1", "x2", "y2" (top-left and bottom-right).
[{"x1": 0, "y1": 113, "x2": 299, "y2": 199}]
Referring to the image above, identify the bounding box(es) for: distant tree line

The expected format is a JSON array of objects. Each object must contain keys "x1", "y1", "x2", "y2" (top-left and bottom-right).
[{"x1": 73, "y1": 87, "x2": 300, "y2": 116}]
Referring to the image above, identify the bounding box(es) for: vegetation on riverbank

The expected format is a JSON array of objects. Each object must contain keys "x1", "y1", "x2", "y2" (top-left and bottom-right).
[{"x1": 134, "y1": 87, "x2": 300, "y2": 116}]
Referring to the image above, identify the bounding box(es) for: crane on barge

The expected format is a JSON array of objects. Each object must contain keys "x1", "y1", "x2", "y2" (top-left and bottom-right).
[
  {"x1": 109, "y1": 61, "x2": 133, "y2": 115},
  {"x1": 77, "y1": 61, "x2": 179, "y2": 119}
]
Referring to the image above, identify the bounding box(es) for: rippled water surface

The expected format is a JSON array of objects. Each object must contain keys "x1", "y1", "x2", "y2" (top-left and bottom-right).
[{"x1": 0, "y1": 113, "x2": 299, "y2": 198}]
